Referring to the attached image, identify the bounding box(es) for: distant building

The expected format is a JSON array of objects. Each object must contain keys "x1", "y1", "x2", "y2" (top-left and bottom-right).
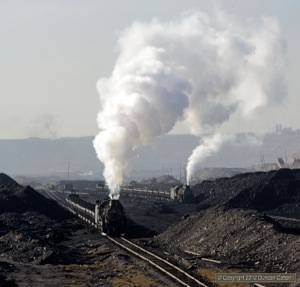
[
  {"x1": 276, "y1": 124, "x2": 283, "y2": 135},
  {"x1": 275, "y1": 124, "x2": 293, "y2": 135},
  {"x1": 291, "y1": 158, "x2": 300, "y2": 168},
  {"x1": 63, "y1": 184, "x2": 73, "y2": 191}
]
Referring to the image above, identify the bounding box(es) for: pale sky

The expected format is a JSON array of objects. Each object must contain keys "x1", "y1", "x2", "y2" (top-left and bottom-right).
[{"x1": 0, "y1": 0, "x2": 299, "y2": 139}]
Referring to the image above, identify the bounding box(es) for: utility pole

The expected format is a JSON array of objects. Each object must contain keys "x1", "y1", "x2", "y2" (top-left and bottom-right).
[
  {"x1": 285, "y1": 149, "x2": 288, "y2": 164},
  {"x1": 260, "y1": 150, "x2": 266, "y2": 171},
  {"x1": 237, "y1": 112, "x2": 240, "y2": 134},
  {"x1": 68, "y1": 162, "x2": 70, "y2": 181},
  {"x1": 179, "y1": 163, "x2": 181, "y2": 181}
]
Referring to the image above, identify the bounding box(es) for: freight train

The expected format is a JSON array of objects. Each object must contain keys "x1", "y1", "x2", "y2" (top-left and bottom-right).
[
  {"x1": 97, "y1": 184, "x2": 194, "y2": 202},
  {"x1": 66, "y1": 194, "x2": 126, "y2": 236}
]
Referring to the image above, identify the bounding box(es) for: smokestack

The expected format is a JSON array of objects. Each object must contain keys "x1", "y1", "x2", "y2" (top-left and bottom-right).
[{"x1": 93, "y1": 11, "x2": 286, "y2": 197}]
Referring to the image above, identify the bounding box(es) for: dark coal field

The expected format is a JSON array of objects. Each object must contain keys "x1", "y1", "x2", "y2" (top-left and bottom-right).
[{"x1": 0, "y1": 170, "x2": 300, "y2": 286}]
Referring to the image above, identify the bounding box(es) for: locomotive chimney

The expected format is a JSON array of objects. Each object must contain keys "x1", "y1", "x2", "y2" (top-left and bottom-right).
[{"x1": 109, "y1": 199, "x2": 120, "y2": 208}]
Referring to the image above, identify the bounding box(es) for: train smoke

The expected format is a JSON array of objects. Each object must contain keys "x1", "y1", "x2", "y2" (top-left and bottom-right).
[
  {"x1": 186, "y1": 134, "x2": 232, "y2": 184},
  {"x1": 93, "y1": 11, "x2": 286, "y2": 198},
  {"x1": 186, "y1": 133, "x2": 262, "y2": 184}
]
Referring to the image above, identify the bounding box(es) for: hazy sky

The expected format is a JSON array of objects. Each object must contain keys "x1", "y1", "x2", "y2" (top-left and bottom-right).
[{"x1": 0, "y1": 0, "x2": 299, "y2": 139}]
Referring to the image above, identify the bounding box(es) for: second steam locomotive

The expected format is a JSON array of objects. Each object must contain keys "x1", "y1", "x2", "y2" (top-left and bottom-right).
[{"x1": 66, "y1": 194, "x2": 126, "y2": 236}]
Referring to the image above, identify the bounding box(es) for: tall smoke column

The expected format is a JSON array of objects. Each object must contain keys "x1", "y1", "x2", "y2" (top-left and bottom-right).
[
  {"x1": 93, "y1": 11, "x2": 286, "y2": 198},
  {"x1": 186, "y1": 133, "x2": 233, "y2": 184},
  {"x1": 185, "y1": 133, "x2": 262, "y2": 184}
]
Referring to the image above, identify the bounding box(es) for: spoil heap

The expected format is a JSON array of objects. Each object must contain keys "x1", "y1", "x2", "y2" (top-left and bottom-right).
[
  {"x1": 0, "y1": 173, "x2": 76, "y2": 286},
  {"x1": 0, "y1": 184, "x2": 70, "y2": 220},
  {"x1": 152, "y1": 168, "x2": 300, "y2": 277},
  {"x1": 155, "y1": 206, "x2": 300, "y2": 272},
  {"x1": 227, "y1": 168, "x2": 300, "y2": 212},
  {"x1": 0, "y1": 173, "x2": 19, "y2": 185},
  {"x1": 193, "y1": 168, "x2": 300, "y2": 214}
]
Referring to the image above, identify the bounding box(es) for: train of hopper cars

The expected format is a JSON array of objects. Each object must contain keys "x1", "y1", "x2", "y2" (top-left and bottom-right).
[
  {"x1": 96, "y1": 184, "x2": 194, "y2": 203},
  {"x1": 66, "y1": 184, "x2": 193, "y2": 237},
  {"x1": 66, "y1": 194, "x2": 126, "y2": 236}
]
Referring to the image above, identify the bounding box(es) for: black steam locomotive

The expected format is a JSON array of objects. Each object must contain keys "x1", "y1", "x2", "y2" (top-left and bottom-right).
[{"x1": 66, "y1": 194, "x2": 126, "y2": 236}]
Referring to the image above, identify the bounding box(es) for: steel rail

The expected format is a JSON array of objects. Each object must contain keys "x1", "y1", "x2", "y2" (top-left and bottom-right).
[
  {"x1": 121, "y1": 237, "x2": 208, "y2": 286},
  {"x1": 41, "y1": 188, "x2": 67, "y2": 209},
  {"x1": 107, "y1": 236, "x2": 208, "y2": 287}
]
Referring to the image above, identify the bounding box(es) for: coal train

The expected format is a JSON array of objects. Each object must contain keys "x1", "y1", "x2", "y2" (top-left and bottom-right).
[
  {"x1": 98, "y1": 184, "x2": 193, "y2": 202},
  {"x1": 66, "y1": 194, "x2": 126, "y2": 236}
]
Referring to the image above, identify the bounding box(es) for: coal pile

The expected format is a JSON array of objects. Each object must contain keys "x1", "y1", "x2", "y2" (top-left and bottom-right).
[
  {"x1": 154, "y1": 206, "x2": 300, "y2": 272},
  {"x1": 0, "y1": 174, "x2": 79, "y2": 285},
  {"x1": 193, "y1": 168, "x2": 300, "y2": 214},
  {"x1": 0, "y1": 183, "x2": 70, "y2": 220},
  {"x1": 0, "y1": 174, "x2": 75, "y2": 264},
  {"x1": 0, "y1": 173, "x2": 19, "y2": 185},
  {"x1": 227, "y1": 168, "x2": 300, "y2": 212}
]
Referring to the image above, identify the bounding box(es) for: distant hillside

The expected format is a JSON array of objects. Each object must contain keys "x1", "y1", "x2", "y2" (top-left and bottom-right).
[
  {"x1": 0, "y1": 137, "x2": 101, "y2": 179},
  {"x1": 0, "y1": 131, "x2": 300, "y2": 180}
]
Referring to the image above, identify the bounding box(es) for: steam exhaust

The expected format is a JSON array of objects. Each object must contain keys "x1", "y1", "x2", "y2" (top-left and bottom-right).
[{"x1": 93, "y1": 11, "x2": 286, "y2": 197}]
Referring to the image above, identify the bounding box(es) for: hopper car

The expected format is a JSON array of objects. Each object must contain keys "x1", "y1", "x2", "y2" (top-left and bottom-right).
[{"x1": 97, "y1": 185, "x2": 194, "y2": 202}]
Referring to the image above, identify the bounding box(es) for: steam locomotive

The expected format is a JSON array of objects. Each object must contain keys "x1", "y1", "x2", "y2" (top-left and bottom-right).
[
  {"x1": 170, "y1": 185, "x2": 193, "y2": 202},
  {"x1": 66, "y1": 194, "x2": 126, "y2": 236}
]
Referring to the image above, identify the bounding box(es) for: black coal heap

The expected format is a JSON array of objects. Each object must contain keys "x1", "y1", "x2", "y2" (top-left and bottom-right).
[
  {"x1": 0, "y1": 173, "x2": 19, "y2": 185},
  {"x1": 0, "y1": 173, "x2": 70, "y2": 220},
  {"x1": 193, "y1": 168, "x2": 300, "y2": 213}
]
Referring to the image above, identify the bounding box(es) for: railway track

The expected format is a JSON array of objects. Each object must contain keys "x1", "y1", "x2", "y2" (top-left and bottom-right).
[
  {"x1": 107, "y1": 236, "x2": 208, "y2": 287},
  {"x1": 40, "y1": 190, "x2": 208, "y2": 286},
  {"x1": 40, "y1": 190, "x2": 207, "y2": 286},
  {"x1": 40, "y1": 188, "x2": 68, "y2": 209}
]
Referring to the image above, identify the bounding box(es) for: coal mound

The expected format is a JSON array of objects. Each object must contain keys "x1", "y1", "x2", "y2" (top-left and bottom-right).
[
  {"x1": 155, "y1": 205, "x2": 300, "y2": 272},
  {"x1": 0, "y1": 173, "x2": 19, "y2": 185},
  {"x1": 227, "y1": 168, "x2": 300, "y2": 211},
  {"x1": 0, "y1": 182, "x2": 70, "y2": 220},
  {"x1": 193, "y1": 168, "x2": 300, "y2": 213},
  {"x1": 0, "y1": 173, "x2": 80, "y2": 269}
]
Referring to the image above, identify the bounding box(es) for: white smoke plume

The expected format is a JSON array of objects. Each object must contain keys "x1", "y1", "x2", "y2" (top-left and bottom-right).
[
  {"x1": 93, "y1": 11, "x2": 286, "y2": 198},
  {"x1": 186, "y1": 133, "x2": 233, "y2": 184},
  {"x1": 186, "y1": 133, "x2": 262, "y2": 184}
]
